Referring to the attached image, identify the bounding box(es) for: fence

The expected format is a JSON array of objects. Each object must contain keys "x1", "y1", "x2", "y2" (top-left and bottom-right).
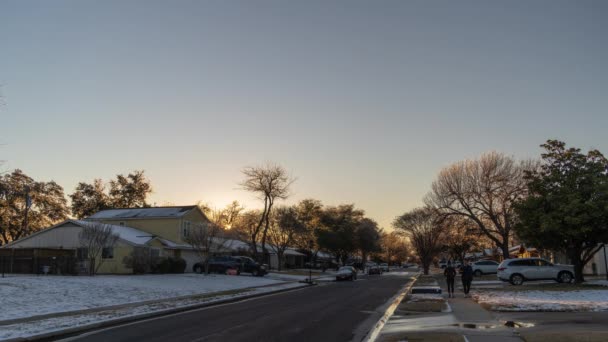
[{"x1": 0, "y1": 248, "x2": 80, "y2": 275}]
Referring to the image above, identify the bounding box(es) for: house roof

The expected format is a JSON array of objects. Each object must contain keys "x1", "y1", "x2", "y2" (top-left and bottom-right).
[
  {"x1": 87, "y1": 206, "x2": 197, "y2": 220},
  {"x1": 1, "y1": 219, "x2": 183, "y2": 248},
  {"x1": 72, "y1": 220, "x2": 156, "y2": 246}
]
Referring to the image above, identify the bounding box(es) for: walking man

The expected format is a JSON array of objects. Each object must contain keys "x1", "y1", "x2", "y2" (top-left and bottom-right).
[
  {"x1": 444, "y1": 261, "x2": 456, "y2": 298},
  {"x1": 461, "y1": 260, "x2": 474, "y2": 297}
]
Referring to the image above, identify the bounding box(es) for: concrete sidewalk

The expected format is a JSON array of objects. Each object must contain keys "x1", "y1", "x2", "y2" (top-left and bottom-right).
[{"x1": 375, "y1": 272, "x2": 523, "y2": 342}]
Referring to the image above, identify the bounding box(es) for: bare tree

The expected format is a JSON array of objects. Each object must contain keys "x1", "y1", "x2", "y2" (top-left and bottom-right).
[
  {"x1": 267, "y1": 206, "x2": 305, "y2": 271},
  {"x1": 380, "y1": 231, "x2": 409, "y2": 265},
  {"x1": 393, "y1": 207, "x2": 446, "y2": 275},
  {"x1": 187, "y1": 221, "x2": 230, "y2": 274},
  {"x1": 442, "y1": 215, "x2": 481, "y2": 263},
  {"x1": 241, "y1": 163, "x2": 295, "y2": 261},
  {"x1": 426, "y1": 152, "x2": 536, "y2": 259},
  {"x1": 79, "y1": 222, "x2": 120, "y2": 275},
  {"x1": 207, "y1": 201, "x2": 244, "y2": 229}
]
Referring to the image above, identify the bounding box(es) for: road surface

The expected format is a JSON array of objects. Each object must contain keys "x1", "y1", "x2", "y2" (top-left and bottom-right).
[{"x1": 65, "y1": 272, "x2": 414, "y2": 342}]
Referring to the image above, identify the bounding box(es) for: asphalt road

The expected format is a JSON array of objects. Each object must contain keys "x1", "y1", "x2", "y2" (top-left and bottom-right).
[{"x1": 65, "y1": 272, "x2": 413, "y2": 342}]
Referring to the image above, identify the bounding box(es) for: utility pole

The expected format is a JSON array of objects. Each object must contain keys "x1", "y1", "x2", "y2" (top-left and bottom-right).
[{"x1": 603, "y1": 243, "x2": 608, "y2": 281}]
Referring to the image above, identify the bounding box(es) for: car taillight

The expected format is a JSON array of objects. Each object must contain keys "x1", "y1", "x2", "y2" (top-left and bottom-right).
[{"x1": 497, "y1": 267, "x2": 506, "y2": 271}]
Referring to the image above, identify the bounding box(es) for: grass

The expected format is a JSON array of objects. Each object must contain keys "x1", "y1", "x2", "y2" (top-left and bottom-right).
[
  {"x1": 521, "y1": 331, "x2": 608, "y2": 342},
  {"x1": 415, "y1": 275, "x2": 439, "y2": 286},
  {"x1": 482, "y1": 283, "x2": 608, "y2": 292},
  {"x1": 380, "y1": 332, "x2": 465, "y2": 342}
]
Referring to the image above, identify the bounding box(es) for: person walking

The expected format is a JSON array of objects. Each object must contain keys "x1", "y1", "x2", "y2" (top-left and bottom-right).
[
  {"x1": 461, "y1": 260, "x2": 474, "y2": 297},
  {"x1": 444, "y1": 261, "x2": 457, "y2": 298}
]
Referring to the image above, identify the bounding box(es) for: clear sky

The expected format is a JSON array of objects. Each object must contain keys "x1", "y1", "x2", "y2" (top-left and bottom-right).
[{"x1": 1, "y1": 1, "x2": 607, "y2": 230}]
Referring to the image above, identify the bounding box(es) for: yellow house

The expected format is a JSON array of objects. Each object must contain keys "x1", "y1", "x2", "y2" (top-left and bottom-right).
[{"x1": 4, "y1": 206, "x2": 212, "y2": 274}]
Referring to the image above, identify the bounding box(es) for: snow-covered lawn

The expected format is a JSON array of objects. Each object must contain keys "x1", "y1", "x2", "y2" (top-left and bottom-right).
[
  {"x1": 0, "y1": 273, "x2": 285, "y2": 322},
  {"x1": 0, "y1": 282, "x2": 305, "y2": 340},
  {"x1": 473, "y1": 289, "x2": 608, "y2": 312}
]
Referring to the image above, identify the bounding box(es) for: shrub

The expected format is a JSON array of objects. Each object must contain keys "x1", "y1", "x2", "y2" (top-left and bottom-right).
[{"x1": 171, "y1": 257, "x2": 187, "y2": 273}]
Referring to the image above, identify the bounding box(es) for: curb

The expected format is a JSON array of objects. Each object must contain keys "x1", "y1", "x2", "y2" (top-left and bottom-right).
[
  {"x1": 3, "y1": 283, "x2": 315, "y2": 342},
  {"x1": 362, "y1": 273, "x2": 420, "y2": 342}
]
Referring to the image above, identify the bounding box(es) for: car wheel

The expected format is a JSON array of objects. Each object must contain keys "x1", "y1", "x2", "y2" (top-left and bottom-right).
[
  {"x1": 474, "y1": 270, "x2": 482, "y2": 277},
  {"x1": 558, "y1": 271, "x2": 573, "y2": 283},
  {"x1": 252, "y1": 269, "x2": 259, "y2": 277},
  {"x1": 510, "y1": 274, "x2": 524, "y2": 285}
]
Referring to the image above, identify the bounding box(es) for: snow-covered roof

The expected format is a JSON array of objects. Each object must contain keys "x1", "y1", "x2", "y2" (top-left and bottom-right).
[
  {"x1": 316, "y1": 251, "x2": 333, "y2": 260},
  {"x1": 284, "y1": 248, "x2": 305, "y2": 256},
  {"x1": 73, "y1": 220, "x2": 156, "y2": 245},
  {"x1": 87, "y1": 206, "x2": 197, "y2": 219}
]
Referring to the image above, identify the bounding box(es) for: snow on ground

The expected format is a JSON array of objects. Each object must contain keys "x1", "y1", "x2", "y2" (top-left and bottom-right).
[
  {"x1": 473, "y1": 289, "x2": 608, "y2": 312},
  {"x1": 0, "y1": 273, "x2": 284, "y2": 321},
  {"x1": 266, "y1": 270, "x2": 337, "y2": 282},
  {"x1": 0, "y1": 282, "x2": 305, "y2": 340},
  {"x1": 586, "y1": 280, "x2": 608, "y2": 287},
  {"x1": 408, "y1": 293, "x2": 444, "y2": 302}
]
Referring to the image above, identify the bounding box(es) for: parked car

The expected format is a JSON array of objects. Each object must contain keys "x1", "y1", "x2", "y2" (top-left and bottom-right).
[
  {"x1": 379, "y1": 263, "x2": 390, "y2": 272},
  {"x1": 368, "y1": 265, "x2": 382, "y2": 275},
  {"x1": 193, "y1": 256, "x2": 266, "y2": 276},
  {"x1": 440, "y1": 260, "x2": 461, "y2": 269},
  {"x1": 472, "y1": 260, "x2": 500, "y2": 276},
  {"x1": 497, "y1": 258, "x2": 574, "y2": 285},
  {"x1": 336, "y1": 266, "x2": 358, "y2": 281}
]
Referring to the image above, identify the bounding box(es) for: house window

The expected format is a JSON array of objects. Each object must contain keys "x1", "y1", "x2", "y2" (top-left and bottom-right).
[
  {"x1": 182, "y1": 220, "x2": 191, "y2": 239},
  {"x1": 150, "y1": 248, "x2": 161, "y2": 258},
  {"x1": 102, "y1": 247, "x2": 114, "y2": 259},
  {"x1": 119, "y1": 221, "x2": 125, "y2": 226},
  {"x1": 77, "y1": 248, "x2": 88, "y2": 260}
]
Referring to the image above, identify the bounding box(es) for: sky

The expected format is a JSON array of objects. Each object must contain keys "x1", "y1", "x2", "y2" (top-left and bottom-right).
[{"x1": 1, "y1": 0, "x2": 607, "y2": 230}]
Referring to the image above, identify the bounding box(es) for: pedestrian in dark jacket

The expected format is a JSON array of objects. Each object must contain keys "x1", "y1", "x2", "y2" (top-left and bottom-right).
[
  {"x1": 444, "y1": 261, "x2": 457, "y2": 298},
  {"x1": 461, "y1": 261, "x2": 474, "y2": 297}
]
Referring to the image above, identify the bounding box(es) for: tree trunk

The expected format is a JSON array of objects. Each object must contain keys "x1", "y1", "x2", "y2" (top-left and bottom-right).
[
  {"x1": 277, "y1": 252, "x2": 283, "y2": 271},
  {"x1": 500, "y1": 243, "x2": 510, "y2": 260},
  {"x1": 261, "y1": 199, "x2": 273, "y2": 262}
]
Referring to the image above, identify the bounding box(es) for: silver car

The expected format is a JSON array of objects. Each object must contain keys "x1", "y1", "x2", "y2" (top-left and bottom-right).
[{"x1": 497, "y1": 257, "x2": 574, "y2": 285}]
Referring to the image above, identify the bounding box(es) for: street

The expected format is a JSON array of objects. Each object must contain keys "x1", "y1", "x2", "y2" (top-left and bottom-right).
[{"x1": 64, "y1": 272, "x2": 414, "y2": 342}]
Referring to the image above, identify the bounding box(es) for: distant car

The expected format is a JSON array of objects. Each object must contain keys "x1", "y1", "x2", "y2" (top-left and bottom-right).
[
  {"x1": 379, "y1": 263, "x2": 390, "y2": 272},
  {"x1": 336, "y1": 266, "x2": 358, "y2": 281},
  {"x1": 440, "y1": 260, "x2": 461, "y2": 269},
  {"x1": 193, "y1": 256, "x2": 266, "y2": 276},
  {"x1": 368, "y1": 265, "x2": 382, "y2": 275},
  {"x1": 471, "y1": 260, "x2": 500, "y2": 276},
  {"x1": 497, "y1": 258, "x2": 574, "y2": 285}
]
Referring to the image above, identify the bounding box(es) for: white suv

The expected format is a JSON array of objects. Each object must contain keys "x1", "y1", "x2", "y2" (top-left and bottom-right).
[
  {"x1": 497, "y1": 258, "x2": 574, "y2": 285},
  {"x1": 472, "y1": 260, "x2": 499, "y2": 276}
]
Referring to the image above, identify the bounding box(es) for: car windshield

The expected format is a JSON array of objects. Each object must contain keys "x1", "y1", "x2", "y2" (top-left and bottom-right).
[{"x1": 338, "y1": 267, "x2": 352, "y2": 272}]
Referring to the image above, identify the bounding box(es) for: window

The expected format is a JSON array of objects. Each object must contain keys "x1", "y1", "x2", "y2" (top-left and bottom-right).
[
  {"x1": 182, "y1": 220, "x2": 191, "y2": 239},
  {"x1": 102, "y1": 247, "x2": 114, "y2": 259},
  {"x1": 509, "y1": 259, "x2": 534, "y2": 267},
  {"x1": 119, "y1": 221, "x2": 125, "y2": 226},
  {"x1": 150, "y1": 248, "x2": 161, "y2": 258},
  {"x1": 535, "y1": 259, "x2": 552, "y2": 266}
]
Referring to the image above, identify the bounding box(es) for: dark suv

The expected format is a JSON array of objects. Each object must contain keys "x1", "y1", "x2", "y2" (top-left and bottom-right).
[{"x1": 193, "y1": 256, "x2": 267, "y2": 276}]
